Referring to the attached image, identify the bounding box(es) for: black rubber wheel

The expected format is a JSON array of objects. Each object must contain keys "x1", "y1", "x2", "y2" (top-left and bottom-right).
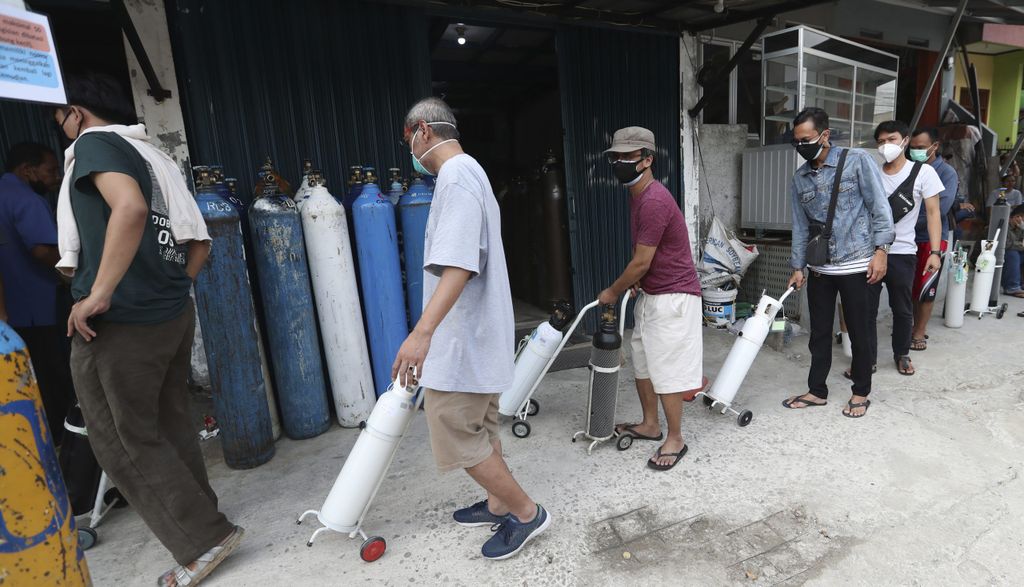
[
  {"x1": 358, "y1": 420, "x2": 367, "y2": 429},
  {"x1": 512, "y1": 420, "x2": 531, "y2": 438},
  {"x1": 616, "y1": 434, "x2": 633, "y2": 451},
  {"x1": 78, "y1": 527, "x2": 98, "y2": 550},
  {"x1": 997, "y1": 303, "x2": 1008, "y2": 319},
  {"x1": 359, "y1": 536, "x2": 387, "y2": 562},
  {"x1": 527, "y1": 399, "x2": 540, "y2": 417},
  {"x1": 702, "y1": 395, "x2": 714, "y2": 408},
  {"x1": 737, "y1": 410, "x2": 753, "y2": 427}
]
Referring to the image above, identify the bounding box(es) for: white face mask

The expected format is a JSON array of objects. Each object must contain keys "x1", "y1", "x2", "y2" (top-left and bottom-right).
[{"x1": 878, "y1": 137, "x2": 907, "y2": 164}]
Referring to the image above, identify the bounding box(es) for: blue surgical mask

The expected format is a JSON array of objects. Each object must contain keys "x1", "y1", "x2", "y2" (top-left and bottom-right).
[{"x1": 411, "y1": 122, "x2": 458, "y2": 177}]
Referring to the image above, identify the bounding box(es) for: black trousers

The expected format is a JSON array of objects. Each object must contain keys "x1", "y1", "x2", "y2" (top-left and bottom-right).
[
  {"x1": 807, "y1": 271, "x2": 875, "y2": 398},
  {"x1": 15, "y1": 324, "x2": 75, "y2": 444},
  {"x1": 868, "y1": 254, "x2": 916, "y2": 364}
]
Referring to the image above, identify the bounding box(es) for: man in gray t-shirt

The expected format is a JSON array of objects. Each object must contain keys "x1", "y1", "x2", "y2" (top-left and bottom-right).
[{"x1": 392, "y1": 97, "x2": 550, "y2": 560}]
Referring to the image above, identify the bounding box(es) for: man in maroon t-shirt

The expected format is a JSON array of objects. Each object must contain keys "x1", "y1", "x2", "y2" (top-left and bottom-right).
[{"x1": 598, "y1": 127, "x2": 704, "y2": 472}]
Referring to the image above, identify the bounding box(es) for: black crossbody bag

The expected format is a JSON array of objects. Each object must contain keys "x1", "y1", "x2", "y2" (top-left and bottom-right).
[
  {"x1": 805, "y1": 149, "x2": 848, "y2": 267},
  {"x1": 888, "y1": 161, "x2": 922, "y2": 224}
]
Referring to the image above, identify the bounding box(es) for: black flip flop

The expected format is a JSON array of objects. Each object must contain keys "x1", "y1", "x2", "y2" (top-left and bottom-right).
[
  {"x1": 647, "y1": 444, "x2": 688, "y2": 471},
  {"x1": 843, "y1": 365, "x2": 877, "y2": 380},
  {"x1": 782, "y1": 395, "x2": 827, "y2": 409},
  {"x1": 616, "y1": 424, "x2": 663, "y2": 442},
  {"x1": 842, "y1": 399, "x2": 871, "y2": 418}
]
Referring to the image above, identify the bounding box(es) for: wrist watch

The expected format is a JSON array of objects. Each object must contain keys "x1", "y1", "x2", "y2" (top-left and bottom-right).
[
  {"x1": 875, "y1": 244, "x2": 890, "y2": 253},
  {"x1": 930, "y1": 250, "x2": 942, "y2": 257}
]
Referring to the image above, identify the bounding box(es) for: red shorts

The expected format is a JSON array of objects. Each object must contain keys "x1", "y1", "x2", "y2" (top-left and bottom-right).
[{"x1": 914, "y1": 241, "x2": 948, "y2": 302}]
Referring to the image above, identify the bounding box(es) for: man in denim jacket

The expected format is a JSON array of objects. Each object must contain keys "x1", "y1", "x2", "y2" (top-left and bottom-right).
[{"x1": 782, "y1": 108, "x2": 895, "y2": 419}]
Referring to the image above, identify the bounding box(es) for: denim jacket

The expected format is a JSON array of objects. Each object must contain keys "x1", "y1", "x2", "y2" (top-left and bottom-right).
[{"x1": 790, "y1": 146, "x2": 895, "y2": 269}]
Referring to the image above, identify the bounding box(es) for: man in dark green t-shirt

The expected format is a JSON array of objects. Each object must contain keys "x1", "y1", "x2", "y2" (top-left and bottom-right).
[{"x1": 56, "y1": 74, "x2": 242, "y2": 587}]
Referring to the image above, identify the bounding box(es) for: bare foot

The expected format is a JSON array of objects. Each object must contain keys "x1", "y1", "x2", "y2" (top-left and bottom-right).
[
  {"x1": 842, "y1": 394, "x2": 871, "y2": 417},
  {"x1": 782, "y1": 393, "x2": 827, "y2": 409}
]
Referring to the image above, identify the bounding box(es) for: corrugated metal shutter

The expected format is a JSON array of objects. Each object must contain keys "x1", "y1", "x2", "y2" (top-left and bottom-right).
[
  {"x1": 165, "y1": 0, "x2": 431, "y2": 195},
  {"x1": 0, "y1": 102, "x2": 62, "y2": 167},
  {"x1": 556, "y1": 26, "x2": 680, "y2": 327}
]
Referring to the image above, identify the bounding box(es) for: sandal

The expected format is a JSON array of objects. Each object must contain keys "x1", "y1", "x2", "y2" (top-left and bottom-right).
[
  {"x1": 910, "y1": 338, "x2": 927, "y2": 351},
  {"x1": 842, "y1": 365, "x2": 877, "y2": 380},
  {"x1": 647, "y1": 444, "x2": 688, "y2": 471},
  {"x1": 782, "y1": 395, "x2": 827, "y2": 409},
  {"x1": 1010, "y1": 292, "x2": 1024, "y2": 299},
  {"x1": 842, "y1": 399, "x2": 871, "y2": 418},
  {"x1": 614, "y1": 424, "x2": 663, "y2": 442},
  {"x1": 896, "y1": 355, "x2": 915, "y2": 376},
  {"x1": 157, "y1": 526, "x2": 244, "y2": 586}
]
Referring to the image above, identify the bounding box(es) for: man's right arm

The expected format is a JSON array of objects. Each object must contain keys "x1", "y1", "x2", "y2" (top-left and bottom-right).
[
  {"x1": 30, "y1": 245, "x2": 60, "y2": 268},
  {"x1": 789, "y1": 179, "x2": 808, "y2": 289}
]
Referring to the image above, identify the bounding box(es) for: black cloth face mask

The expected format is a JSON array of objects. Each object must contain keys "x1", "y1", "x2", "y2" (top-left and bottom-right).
[{"x1": 612, "y1": 160, "x2": 644, "y2": 186}]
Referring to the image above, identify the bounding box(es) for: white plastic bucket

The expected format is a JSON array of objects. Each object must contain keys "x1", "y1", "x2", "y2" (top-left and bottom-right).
[{"x1": 702, "y1": 288, "x2": 738, "y2": 327}]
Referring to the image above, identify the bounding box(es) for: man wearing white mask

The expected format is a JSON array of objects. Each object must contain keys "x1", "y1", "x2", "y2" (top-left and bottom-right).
[
  {"x1": 392, "y1": 97, "x2": 550, "y2": 560},
  {"x1": 867, "y1": 120, "x2": 943, "y2": 378}
]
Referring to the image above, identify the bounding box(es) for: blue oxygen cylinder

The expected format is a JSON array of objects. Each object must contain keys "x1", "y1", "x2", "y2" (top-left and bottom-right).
[
  {"x1": 387, "y1": 167, "x2": 404, "y2": 205},
  {"x1": 398, "y1": 173, "x2": 433, "y2": 329},
  {"x1": 248, "y1": 160, "x2": 331, "y2": 439},
  {"x1": 192, "y1": 168, "x2": 276, "y2": 468},
  {"x1": 210, "y1": 165, "x2": 246, "y2": 213},
  {"x1": 352, "y1": 167, "x2": 409, "y2": 396}
]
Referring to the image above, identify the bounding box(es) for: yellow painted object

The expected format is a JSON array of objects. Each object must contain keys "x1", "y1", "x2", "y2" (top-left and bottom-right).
[{"x1": 0, "y1": 324, "x2": 91, "y2": 586}]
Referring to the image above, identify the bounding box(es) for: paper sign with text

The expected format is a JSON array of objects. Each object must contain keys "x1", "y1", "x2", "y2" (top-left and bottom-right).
[{"x1": 0, "y1": 3, "x2": 65, "y2": 105}]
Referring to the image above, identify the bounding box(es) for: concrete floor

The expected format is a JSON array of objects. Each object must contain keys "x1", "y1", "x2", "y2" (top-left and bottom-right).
[{"x1": 83, "y1": 298, "x2": 1024, "y2": 586}]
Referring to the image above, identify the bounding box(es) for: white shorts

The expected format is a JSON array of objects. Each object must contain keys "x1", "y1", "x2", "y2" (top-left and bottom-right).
[{"x1": 630, "y1": 292, "x2": 703, "y2": 394}]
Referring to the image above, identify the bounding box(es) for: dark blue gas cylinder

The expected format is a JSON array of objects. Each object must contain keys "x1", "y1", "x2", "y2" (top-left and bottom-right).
[
  {"x1": 247, "y1": 161, "x2": 331, "y2": 439},
  {"x1": 397, "y1": 174, "x2": 433, "y2": 329}
]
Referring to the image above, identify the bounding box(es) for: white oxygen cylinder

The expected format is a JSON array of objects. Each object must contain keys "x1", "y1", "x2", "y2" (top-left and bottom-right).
[
  {"x1": 317, "y1": 380, "x2": 418, "y2": 533},
  {"x1": 500, "y1": 323, "x2": 563, "y2": 417},
  {"x1": 840, "y1": 332, "x2": 853, "y2": 359},
  {"x1": 301, "y1": 175, "x2": 375, "y2": 426},
  {"x1": 945, "y1": 247, "x2": 968, "y2": 328},
  {"x1": 969, "y1": 232, "x2": 999, "y2": 313},
  {"x1": 294, "y1": 160, "x2": 313, "y2": 210},
  {"x1": 707, "y1": 288, "x2": 793, "y2": 405}
]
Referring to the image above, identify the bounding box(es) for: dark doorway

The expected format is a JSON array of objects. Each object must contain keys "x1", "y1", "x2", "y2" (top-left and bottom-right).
[{"x1": 429, "y1": 18, "x2": 572, "y2": 321}]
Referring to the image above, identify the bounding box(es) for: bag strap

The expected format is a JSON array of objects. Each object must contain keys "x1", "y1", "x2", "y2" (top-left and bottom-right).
[
  {"x1": 892, "y1": 161, "x2": 922, "y2": 198},
  {"x1": 822, "y1": 148, "x2": 848, "y2": 238}
]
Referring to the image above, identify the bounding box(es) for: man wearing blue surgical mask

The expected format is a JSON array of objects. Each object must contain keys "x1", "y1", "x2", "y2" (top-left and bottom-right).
[
  {"x1": 393, "y1": 97, "x2": 550, "y2": 560},
  {"x1": 907, "y1": 128, "x2": 957, "y2": 351}
]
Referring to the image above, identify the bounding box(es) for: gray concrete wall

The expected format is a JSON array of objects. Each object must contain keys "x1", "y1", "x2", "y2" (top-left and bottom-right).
[{"x1": 696, "y1": 123, "x2": 748, "y2": 239}]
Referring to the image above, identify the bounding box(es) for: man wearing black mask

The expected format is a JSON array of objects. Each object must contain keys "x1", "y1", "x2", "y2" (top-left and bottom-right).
[{"x1": 783, "y1": 108, "x2": 894, "y2": 419}]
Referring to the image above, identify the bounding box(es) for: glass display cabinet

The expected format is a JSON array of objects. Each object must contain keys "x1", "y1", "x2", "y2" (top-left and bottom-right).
[{"x1": 760, "y1": 26, "x2": 899, "y2": 148}]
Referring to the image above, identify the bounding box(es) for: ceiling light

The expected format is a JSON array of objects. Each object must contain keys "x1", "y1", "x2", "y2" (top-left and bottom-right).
[
  {"x1": 456, "y1": 24, "x2": 467, "y2": 46},
  {"x1": 714, "y1": 0, "x2": 725, "y2": 13}
]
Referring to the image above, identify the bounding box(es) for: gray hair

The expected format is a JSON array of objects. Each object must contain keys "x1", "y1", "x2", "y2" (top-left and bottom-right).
[{"x1": 404, "y1": 97, "x2": 460, "y2": 140}]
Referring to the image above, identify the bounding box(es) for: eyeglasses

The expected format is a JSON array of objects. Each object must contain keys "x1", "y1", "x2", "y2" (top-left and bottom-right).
[{"x1": 790, "y1": 130, "x2": 825, "y2": 148}]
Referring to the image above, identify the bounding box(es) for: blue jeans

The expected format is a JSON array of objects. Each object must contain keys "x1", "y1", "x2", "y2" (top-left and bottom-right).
[{"x1": 1003, "y1": 249, "x2": 1023, "y2": 293}]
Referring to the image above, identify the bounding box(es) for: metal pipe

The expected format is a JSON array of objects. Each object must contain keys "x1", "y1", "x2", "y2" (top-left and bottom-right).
[
  {"x1": 111, "y1": 0, "x2": 172, "y2": 102},
  {"x1": 999, "y1": 121, "x2": 1024, "y2": 177},
  {"x1": 909, "y1": 0, "x2": 968, "y2": 132},
  {"x1": 688, "y1": 17, "x2": 771, "y2": 119}
]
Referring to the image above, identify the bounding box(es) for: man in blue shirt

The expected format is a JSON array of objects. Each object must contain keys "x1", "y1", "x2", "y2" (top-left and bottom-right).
[
  {"x1": 907, "y1": 128, "x2": 958, "y2": 351},
  {"x1": 0, "y1": 142, "x2": 71, "y2": 441}
]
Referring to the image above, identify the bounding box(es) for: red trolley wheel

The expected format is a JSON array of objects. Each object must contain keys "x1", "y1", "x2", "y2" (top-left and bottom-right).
[{"x1": 360, "y1": 536, "x2": 387, "y2": 562}]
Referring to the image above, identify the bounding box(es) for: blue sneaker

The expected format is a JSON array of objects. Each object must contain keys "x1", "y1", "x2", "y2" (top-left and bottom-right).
[
  {"x1": 453, "y1": 500, "x2": 509, "y2": 528},
  {"x1": 481, "y1": 505, "x2": 551, "y2": 560}
]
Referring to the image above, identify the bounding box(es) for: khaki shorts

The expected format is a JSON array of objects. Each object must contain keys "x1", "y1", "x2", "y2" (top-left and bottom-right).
[
  {"x1": 424, "y1": 389, "x2": 500, "y2": 473},
  {"x1": 631, "y1": 292, "x2": 703, "y2": 394}
]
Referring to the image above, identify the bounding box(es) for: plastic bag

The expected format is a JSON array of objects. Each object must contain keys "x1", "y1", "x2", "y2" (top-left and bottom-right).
[{"x1": 697, "y1": 218, "x2": 759, "y2": 288}]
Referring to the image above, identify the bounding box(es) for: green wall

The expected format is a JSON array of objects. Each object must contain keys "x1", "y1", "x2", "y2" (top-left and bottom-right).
[{"x1": 991, "y1": 51, "x2": 1024, "y2": 151}]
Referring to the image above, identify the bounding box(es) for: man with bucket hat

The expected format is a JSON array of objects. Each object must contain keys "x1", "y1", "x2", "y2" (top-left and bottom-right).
[{"x1": 598, "y1": 126, "x2": 704, "y2": 472}]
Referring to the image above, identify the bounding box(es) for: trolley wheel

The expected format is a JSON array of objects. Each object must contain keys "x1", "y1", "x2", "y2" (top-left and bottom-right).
[
  {"x1": 616, "y1": 434, "x2": 633, "y2": 451},
  {"x1": 105, "y1": 488, "x2": 127, "y2": 508},
  {"x1": 358, "y1": 420, "x2": 367, "y2": 430},
  {"x1": 703, "y1": 395, "x2": 715, "y2": 409},
  {"x1": 359, "y1": 536, "x2": 387, "y2": 562},
  {"x1": 526, "y1": 399, "x2": 540, "y2": 417},
  {"x1": 78, "y1": 527, "x2": 98, "y2": 550},
  {"x1": 997, "y1": 304, "x2": 1008, "y2": 319},
  {"x1": 512, "y1": 420, "x2": 531, "y2": 439},
  {"x1": 737, "y1": 410, "x2": 753, "y2": 427}
]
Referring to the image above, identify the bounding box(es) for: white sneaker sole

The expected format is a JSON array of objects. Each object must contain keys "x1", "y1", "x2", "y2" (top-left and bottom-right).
[
  {"x1": 484, "y1": 510, "x2": 552, "y2": 561},
  {"x1": 456, "y1": 520, "x2": 501, "y2": 528}
]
